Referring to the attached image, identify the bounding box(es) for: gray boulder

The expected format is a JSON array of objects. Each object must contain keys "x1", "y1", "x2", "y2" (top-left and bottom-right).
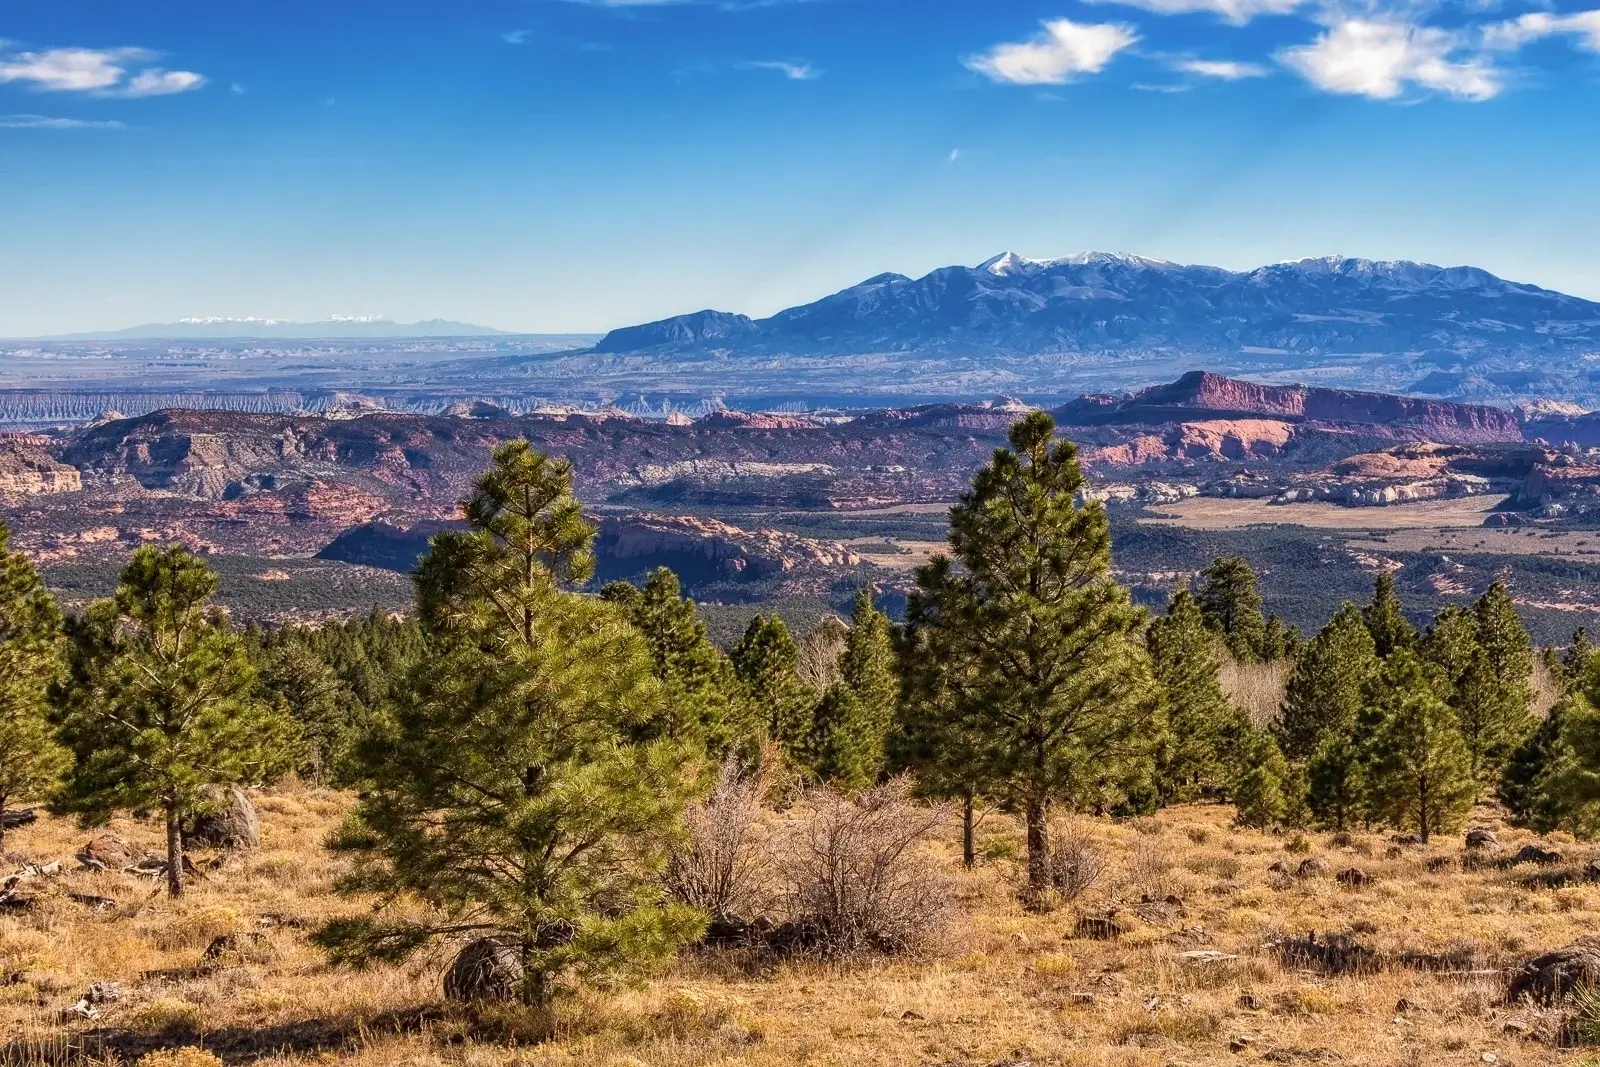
[
  {"x1": 183, "y1": 787, "x2": 261, "y2": 851},
  {"x1": 444, "y1": 937, "x2": 524, "y2": 1002}
]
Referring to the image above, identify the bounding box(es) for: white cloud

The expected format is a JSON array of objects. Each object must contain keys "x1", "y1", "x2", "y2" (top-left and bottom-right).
[
  {"x1": 0, "y1": 45, "x2": 205, "y2": 97},
  {"x1": 947, "y1": 148, "x2": 961, "y2": 162},
  {"x1": 0, "y1": 113, "x2": 125, "y2": 129},
  {"x1": 121, "y1": 69, "x2": 206, "y2": 97},
  {"x1": 502, "y1": 30, "x2": 531, "y2": 44},
  {"x1": 1177, "y1": 58, "x2": 1270, "y2": 78},
  {"x1": 0, "y1": 47, "x2": 145, "y2": 91},
  {"x1": 741, "y1": 59, "x2": 821, "y2": 80},
  {"x1": 1482, "y1": 10, "x2": 1600, "y2": 52},
  {"x1": 1279, "y1": 19, "x2": 1502, "y2": 100},
  {"x1": 966, "y1": 18, "x2": 1139, "y2": 85},
  {"x1": 1086, "y1": 0, "x2": 1303, "y2": 26}
]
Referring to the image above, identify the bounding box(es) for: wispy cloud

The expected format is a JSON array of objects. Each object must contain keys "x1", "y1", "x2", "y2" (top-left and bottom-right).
[
  {"x1": 1482, "y1": 9, "x2": 1600, "y2": 52},
  {"x1": 1175, "y1": 58, "x2": 1269, "y2": 78},
  {"x1": 1085, "y1": 0, "x2": 1303, "y2": 26},
  {"x1": 0, "y1": 45, "x2": 206, "y2": 97},
  {"x1": 966, "y1": 18, "x2": 1139, "y2": 85},
  {"x1": 947, "y1": 148, "x2": 961, "y2": 163},
  {"x1": 0, "y1": 113, "x2": 125, "y2": 129},
  {"x1": 1279, "y1": 19, "x2": 1501, "y2": 101},
  {"x1": 740, "y1": 59, "x2": 821, "y2": 80},
  {"x1": 502, "y1": 30, "x2": 532, "y2": 44}
]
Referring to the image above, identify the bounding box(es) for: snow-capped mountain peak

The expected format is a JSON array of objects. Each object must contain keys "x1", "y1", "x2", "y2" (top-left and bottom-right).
[{"x1": 979, "y1": 250, "x2": 1180, "y2": 276}]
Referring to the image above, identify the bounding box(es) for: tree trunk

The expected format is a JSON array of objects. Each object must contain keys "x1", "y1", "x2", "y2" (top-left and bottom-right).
[
  {"x1": 0, "y1": 793, "x2": 9, "y2": 854},
  {"x1": 1025, "y1": 797, "x2": 1050, "y2": 891},
  {"x1": 165, "y1": 803, "x2": 185, "y2": 897},
  {"x1": 962, "y1": 791, "x2": 976, "y2": 870},
  {"x1": 1418, "y1": 778, "x2": 1430, "y2": 845}
]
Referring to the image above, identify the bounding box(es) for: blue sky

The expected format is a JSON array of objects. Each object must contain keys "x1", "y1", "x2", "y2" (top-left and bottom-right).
[{"x1": 1, "y1": 0, "x2": 1597, "y2": 335}]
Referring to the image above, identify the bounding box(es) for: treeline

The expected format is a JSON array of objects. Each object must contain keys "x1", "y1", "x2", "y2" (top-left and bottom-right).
[{"x1": 2, "y1": 413, "x2": 1598, "y2": 1005}]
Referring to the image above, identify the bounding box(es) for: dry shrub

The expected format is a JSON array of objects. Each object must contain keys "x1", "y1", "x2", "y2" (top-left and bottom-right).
[
  {"x1": 1045, "y1": 816, "x2": 1109, "y2": 903},
  {"x1": 796, "y1": 617, "x2": 848, "y2": 693},
  {"x1": 1532, "y1": 657, "x2": 1564, "y2": 720},
  {"x1": 667, "y1": 757, "x2": 773, "y2": 921},
  {"x1": 1219, "y1": 655, "x2": 1290, "y2": 729},
  {"x1": 136, "y1": 1051, "x2": 224, "y2": 1067},
  {"x1": 1126, "y1": 837, "x2": 1178, "y2": 899},
  {"x1": 776, "y1": 778, "x2": 951, "y2": 957}
]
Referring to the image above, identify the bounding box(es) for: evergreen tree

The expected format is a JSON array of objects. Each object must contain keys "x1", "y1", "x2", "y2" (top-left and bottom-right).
[
  {"x1": 1195, "y1": 556, "x2": 1268, "y2": 661},
  {"x1": 1146, "y1": 589, "x2": 1245, "y2": 803},
  {"x1": 318, "y1": 442, "x2": 702, "y2": 1005},
  {"x1": 1232, "y1": 731, "x2": 1292, "y2": 829},
  {"x1": 1362, "y1": 572, "x2": 1416, "y2": 659},
  {"x1": 1261, "y1": 615, "x2": 1297, "y2": 662},
  {"x1": 1500, "y1": 696, "x2": 1577, "y2": 832},
  {"x1": 1364, "y1": 650, "x2": 1475, "y2": 843},
  {"x1": 731, "y1": 614, "x2": 816, "y2": 753},
  {"x1": 0, "y1": 523, "x2": 68, "y2": 850},
  {"x1": 1559, "y1": 629, "x2": 1595, "y2": 692},
  {"x1": 1276, "y1": 603, "x2": 1379, "y2": 761},
  {"x1": 1421, "y1": 606, "x2": 1479, "y2": 684},
  {"x1": 811, "y1": 588, "x2": 898, "y2": 789},
  {"x1": 904, "y1": 411, "x2": 1158, "y2": 894},
  {"x1": 1306, "y1": 730, "x2": 1365, "y2": 831},
  {"x1": 1452, "y1": 582, "x2": 1535, "y2": 787},
  {"x1": 604, "y1": 568, "x2": 755, "y2": 755},
  {"x1": 52, "y1": 545, "x2": 294, "y2": 895},
  {"x1": 255, "y1": 639, "x2": 347, "y2": 784}
]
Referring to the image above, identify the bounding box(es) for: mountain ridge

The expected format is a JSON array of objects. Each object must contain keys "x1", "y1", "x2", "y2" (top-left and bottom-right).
[
  {"x1": 593, "y1": 252, "x2": 1600, "y2": 363},
  {"x1": 41, "y1": 317, "x2": 519, "y2": 341}
]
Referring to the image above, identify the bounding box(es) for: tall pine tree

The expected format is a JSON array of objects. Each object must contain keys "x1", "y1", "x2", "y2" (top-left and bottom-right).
[
  {"x1": 53, "y1": 545, "x2": 293, "y2": 895},
  {"x1": 318, "y1": 442, "x2": 701, "y2": 1005},
  {"x1": 1452, "y1": 582, "x2": 1535, "y2": 789},
  {"x1": 811, "y1": 588, "x2": 898, "y2": 790},
  {"x1": 1195, "y1": 556, "x2": 1268, "y2": 662},
  {"x1": 0, "y1": 523, "x2": 68, "y2": 850},
  {"x1": 1146, "y1": 589, "x2": 1247, "y2": 804},
  {"x1": 904, "y1": 411, "x2": 1158, "y2": 894},
  {"x1": 731, "y1": 614, "x2": 816, "y2": 754},
  {"x1": 1276, "y1": 603, "x2": 1380, "y2": 762},
  {"x1": 604, "y1": 567, "x2": 755, "y2": 755},
  {"x1": 1362, "y1": 571, "x2": 1416, "y2": 659},
  {"x1": 1365, "y1": 650, "x2": 1475, "y2": 844}
]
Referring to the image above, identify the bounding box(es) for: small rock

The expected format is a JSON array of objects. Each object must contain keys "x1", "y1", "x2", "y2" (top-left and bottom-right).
[
  {"x1": 1335, "y1": 867, "x2": 1373, "y2": 889},
  {"x1": 1394, "y1": 997, "x2": 1420, "y2": 1014},
  {"x1": 1230, "y1": 1035, "x2": 1256, "y2": 1053},
  {"x1": 1073, "y1": 915, "x2": 1126, "y2": 941},
  {"x1": 60, "y1": 999, "x2": 98, "y2": 1022},
  {"x1": 182, "y1": 786, "x2": 261, "y2": 851},
  {"x1": 1509, "y1": 844, "x2": 1563, "y2": 866},
  {"x1": 77, "y1": 834, "x2": 135, "y2": 870},
  {"x1": 1237, "y1": 993, "x2": 1266, "y2": 1010},
  {"x1": 1064, "y1": 992, "x2": 1096, "y2": 1006},
  {"x1": 1503, "y1": 1018, "x2": 1530, "y2": 1036},
  {"x1": 85, "y1": 982, "x2": 120, "y2": 1005},
  {"x1": 1481, "y1": 1053, "x2": 1498, "y2": 1064},
  {"x1": 444, "y1": 936, "x2": 523, "y2": 1002},
  {"x1": 900, "y1": 1009, "x2": 924, "y2": 1020},
  {"x1": 1295, "y1": 857, "x2": 1329, "y2": 879},
  {"x1": 1181, "y1": 949, "x2": 1240, "y2": 965},
  {"x1": 1465, "y1": 828, "x2": 1499, "y2": 850},
  {"x1": 1267, "y1": 860, "x2": 1290, "y2": 875}
]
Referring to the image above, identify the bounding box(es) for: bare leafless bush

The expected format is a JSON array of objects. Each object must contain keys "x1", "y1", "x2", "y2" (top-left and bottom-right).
[
  {"x1": 1046, "y1": 816, "x2": 1109, "y2": 903},
  {"x1": 1127, "y1": 836, "x2": 1179, "y2": 900},
  {"x1": 775, "y1": 778, "x2": 952, "y2": 957},
  {"x1": 1218, "y1": 655, "x2": 1290, "y2": 729},
  {"x1": 1532, "y1": 657, "x2": 1564, "y2": 720},
  {"x1": 796, "y1": 616, "x2": 849, "y2": 694},
  {"x1": 666, "y1": 758, "x2": 774, "y2": 921}
]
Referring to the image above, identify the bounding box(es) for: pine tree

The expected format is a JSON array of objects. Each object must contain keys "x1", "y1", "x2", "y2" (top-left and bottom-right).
[
  {"x1": 811, "y1": 589, "x2": 898, "y2": 790},
  {"x1": 1560, "y1": 629, "x2": 1595, "y2": 692},
  {"x1": 1261, "y1": 615, "x2": 1297, "y2": 661},
  {"x1": 731, "y1": 614, "x2": 816, "y2": 753},
  {"x1": 904, "y1": 411, "x2": 1158, "y2": 894},
  {"x1": 1276, "y1": 603, "x2": 1379, "y2": 762},
  {"x1": 0, "y1": 523, "x2": 69, "y2": 851},
  {"x1": 52, "y1": 545, "x2": 294, "y2": 895},
  {"x1": 1452, "y1": 582, "x2": 1535, "y2": 787},
  {"x1": 1306, "y1": 730, "x2": 1365, "y2": 831},
  {"x1": 1500, "y1": 696, "x2": 1575, "y2": 832},
  {"x1": 1146, "y1": 589, "x2": 1245, "y2": 803},
  {"x1": 1421, "y1": 606, "x2": 1479, "y2": 684},
  {"x1": 1232, "y1": 731, "x2": 1292, "y2": 829},
  {"x1": 605, "y1": 568, "x2": 755, "y2": 755},
  {"x1": 1365, "y1": 650, "x2": 1475, "y2": 843},
  {"x1": 1195, "y1": 556, "x2": 1268, "y2": 661},
  {"x1": 1362, "y1": 572, "x2": 1416, "y2": 659},
  {"x1": 317, "y1": 442, "x2": 702, "y2": 1005},
  {"x1": 255, "y1": 639, "x2": 348, "y2": 784}
]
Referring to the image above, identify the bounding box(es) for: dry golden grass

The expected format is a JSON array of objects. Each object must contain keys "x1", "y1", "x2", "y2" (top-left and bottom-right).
[{"x1": 4, "y1": 785, "x2": 1598, "y2": 1066}]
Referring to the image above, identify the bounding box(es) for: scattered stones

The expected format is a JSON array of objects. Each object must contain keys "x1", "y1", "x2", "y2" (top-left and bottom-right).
[
  {"x1": 443, "y1": 936, "x2": 524, "y2": 1002},
  {"x1": 1465, "y1": 828, "x2": 1499, "y2": 850},
  {"x1": 1505, "y1": 938, "x2": 1600, "y2": 1005},
  {"x1": 183, "y1": 786, "x2": 261, "y2": 851},
  {"x1": 1335, "y1": 867, "x2": 1373, "y2": 889},
  {"x1": 1295, "y1": 858, "x2": 1329, "y2": 879}
]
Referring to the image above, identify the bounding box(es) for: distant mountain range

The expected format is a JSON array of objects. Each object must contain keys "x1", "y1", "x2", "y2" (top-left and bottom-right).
[
  {"x1": 596, "y1": 252, "x2": 1600, "y2": 367},
  {"x1": 49, "y1": 317, "x2": 511, "y2": 340}
]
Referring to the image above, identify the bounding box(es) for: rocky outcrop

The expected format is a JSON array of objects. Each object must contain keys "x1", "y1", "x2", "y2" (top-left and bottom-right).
[
  {"x1": 1062, "y1": 371, "x2": 1523, "y2": 445},
  {"x1": 0, "y1": 437, "x2": 81, "y2": 495},
  {"x1": 595, "y1": 513, "x2": 860, "y2": 580}
]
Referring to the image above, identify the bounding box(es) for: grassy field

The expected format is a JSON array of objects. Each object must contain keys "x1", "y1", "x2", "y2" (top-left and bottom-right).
[{"x1": 4, "y1": 785, "x2": 1598, "y2": 1066}]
